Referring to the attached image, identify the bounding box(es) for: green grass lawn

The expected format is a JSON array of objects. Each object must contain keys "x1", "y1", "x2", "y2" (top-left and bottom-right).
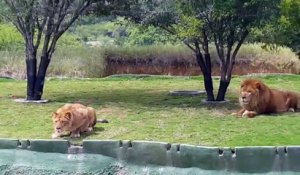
[{"x1": 0, "y1": 74, "x2": 299, "y2": 147}]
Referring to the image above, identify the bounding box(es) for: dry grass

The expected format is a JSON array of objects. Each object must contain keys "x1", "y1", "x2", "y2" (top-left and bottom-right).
[{"x1": 0, "y1": 43, "x2": 299, "y2": 79}]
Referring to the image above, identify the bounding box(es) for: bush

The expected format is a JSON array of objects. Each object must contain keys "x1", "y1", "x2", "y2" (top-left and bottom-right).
[
  {"x1": 57, "y1": 33, "x2": 82, "y2": 47},
  {"x1": 0, "y1": 23, "x2": 23, "y2": 50},
  {"x1": 48, "y1": 46, "x2": 106, "y2": 78},
  {"x1": 0, "y1": 50, "x2": 25, "y2": 79},
  {"x1": 237, "y1": 43, "x2": 300, "y2": 73},
  {"x1": 104, "y1": 44, "x2": 193, "y2": 62},
  {"x1": 124, "y1": 25, "x2": 179, "y2": 46}
]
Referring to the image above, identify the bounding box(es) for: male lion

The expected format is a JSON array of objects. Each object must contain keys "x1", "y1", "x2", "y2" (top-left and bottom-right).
[
  {"x1": 236, "y1": 79, "x2": 299, "y2": 118},
  {"x1": 51, "y1": 103, "x2": 97, "y2": 138}
]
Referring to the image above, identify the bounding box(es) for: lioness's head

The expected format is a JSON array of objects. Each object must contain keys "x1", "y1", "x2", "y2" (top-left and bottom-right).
[
  {"x1": 239, "y1": 79, "x2": 262, "y2": 106},
  {"x1": 52, "y1": 111, "x2": 73, "y2": 133}
]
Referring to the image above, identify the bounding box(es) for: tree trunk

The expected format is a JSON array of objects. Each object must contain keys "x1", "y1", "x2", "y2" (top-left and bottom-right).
[
  {"x1": 204, "y1": 74, "x2": 215, "y2": 101},
  {"x1": 25, "y1": 50, "x2": 51, "y2": 100},
  {"x1": 203, "y1": 54, "x2": 215, "y2": 101},
  {"x1": 216, "y1": 80, "x2": 230, "y2": 101},
  {"x1": 33, "y1": 55, "x2": 51, "y2": 100},
  {"x1": 216, "y1": 60, "x2": 231, "y2": 101},
  {"x1": 26, "y1": 58, "x2": 37, "y2": 100},
  {"x1": 195, "y1": 52, "x2": 215, "y2": 101},
  {"x1": 25, "y1": 46, "x2": 37, "y2": 100}
]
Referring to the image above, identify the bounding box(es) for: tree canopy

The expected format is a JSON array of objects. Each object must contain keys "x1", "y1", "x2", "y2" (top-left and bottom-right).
[
  {"x1": 278, "y1": 0, "x2": 300, "y2": 55},
  {"x1": 106, "y1": 0, "x2": 281, "y2": 101},
  {"x1": 0, "y1": 0, "x2": 94, "y2": 100}
]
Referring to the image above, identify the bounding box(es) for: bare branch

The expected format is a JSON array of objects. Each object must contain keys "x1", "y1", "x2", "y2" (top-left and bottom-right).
[
  {"x1": 194, "y1": 40, "x2": 208, "y2": 74},
  {"x1": 35, "y1": 16, "x2": 47, "y2": 50},
  {"x1": 4, "y1": 0, "x2": 27, "y2": 36},
  {"x1": 159, "y1": 25, "x2": 196, "y2": 52},
  {"x1": 183, "y1": 41, "x2": 196, "y2": 52},
  {"x1": 232, "y1": 30, "x2": 249, "y2": 61},
  {"x1": 47, "y1": 0, "x2": 93, "y2": 56},
  {"x1": 226, "y1": 29, "x2": 249, "y2": 80},
  {"x1": 202, "y1": 29, "x2": 209, "y2": 54},
  {"x1": 223, "y1": 29, "x2": 235, "y2": 78},
  {"x1": 213, "y1": 33, "x2": 224, "y2": 64},
  {"x1": 56, "y1": 0, "x2": 92, "y2": 39},
  {"x1": 41, "y1": 0, "x2": 56, "y2": 58}
]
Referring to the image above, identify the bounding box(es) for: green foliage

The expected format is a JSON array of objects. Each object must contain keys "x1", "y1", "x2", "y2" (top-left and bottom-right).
[
  {"x1": 173, "y1": 15, "x2": 203, "y2": 40},
  {"x1": 56, "y1": 33, "x2": 82, "y2": 47},
  {"x1": 281, "y1": 0, "x2": 300, "y2": 29},
  {"x1": 115, "y1": 0, "x2": 282, "y2": 101},
  {"x1": 115, "y1": 0, "x2": 281, "y2": 58},
  {"x1": 69, "y1": 16, "x2": 179, "y2": 46},
  {"x1": 72, "y1": 15, "x2": 117, "y2": 26},
  {"x1": 279, "y1": 0, "x2": 300, "y2": 55},
  {"x1": 0, "y1": 23, "x2": 81, "y2": 49},
  {"x1": 69, "y1": 18, "x2": 127, "y2": 46},
  {"x1": 177, "y1": 0, "x2": 280, "y2": 42},
  {"x1": 71, "y1": 21, "x2": 118, "y2": 42},
  {"x1": 125, "y1": 25, "x2": 178, "y2": 45},
  {"x1": 0, "y1": 23, "x2": 23, "y2": 50},
  {"x1": 248, "y1": 0, "x2": 300, "y2": 56}
]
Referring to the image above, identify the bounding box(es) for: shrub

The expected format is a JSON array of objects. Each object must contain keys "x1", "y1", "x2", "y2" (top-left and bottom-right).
[{"x1": 0, "y1": 23, "x2": 23, "y2": 50}]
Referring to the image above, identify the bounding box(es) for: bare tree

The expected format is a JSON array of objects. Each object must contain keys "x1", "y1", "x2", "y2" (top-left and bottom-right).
[{"x1": 1, "y1": 0, "x2": 93, "y2": 100}]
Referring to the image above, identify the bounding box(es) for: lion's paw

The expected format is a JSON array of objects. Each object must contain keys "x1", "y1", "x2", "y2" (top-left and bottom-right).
[
  {"x1": 242, "y1": 111, "x2": 248, "y2": 118},
  {"x1": 288, "y1": 108, "x2": 295, "y2": 112},
  {"x1": 242, "y1": 110, "x2": 257, "y2": 118}
]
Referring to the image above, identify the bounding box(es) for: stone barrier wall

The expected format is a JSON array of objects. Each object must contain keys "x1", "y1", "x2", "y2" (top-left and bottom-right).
[{"x1": 1, "y1": 138, "x2": 300, "y2": 173}]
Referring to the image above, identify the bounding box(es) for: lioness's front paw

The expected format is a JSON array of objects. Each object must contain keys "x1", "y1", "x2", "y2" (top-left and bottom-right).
[
  {"x1": 87, "y1": 127, "x2": 93, "y2": 132},
  {"x1": 71, "y1": 133, "x2": 80, "y2": 138},
  {"x1": 51, "y1": 133, "x2": 59, "y2": 139}
]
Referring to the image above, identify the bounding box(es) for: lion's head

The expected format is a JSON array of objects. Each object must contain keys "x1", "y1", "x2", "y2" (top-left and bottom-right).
[
  {"x1": 239, "y1": 79, "x2": 263, "y2": 108},
  {"x1": 52, "y1": 111, "x2": 73, "y2": 134}
]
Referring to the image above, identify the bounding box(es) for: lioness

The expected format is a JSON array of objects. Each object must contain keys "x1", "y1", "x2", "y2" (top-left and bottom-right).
[
  {"x1": 52, "y1": 103, "x2": 97, "y2": 138},
  {"x1": 236, "y1": 79, "x2": 299, "y2": 118}
]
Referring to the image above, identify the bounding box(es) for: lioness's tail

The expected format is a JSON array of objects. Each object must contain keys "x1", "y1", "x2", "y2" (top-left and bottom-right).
[
  {"x1": 97, "y1": 119, "x2": 109, "y2": 123},
  {"x1": 87, "y1": 107, "x2": 109, "y2": 125},
  {"x1": 294, "y1": 93, "x2": 300, "y2": 112},
  {"x1": 297, "y1": 94, "x2": 300, "y2": 111}
]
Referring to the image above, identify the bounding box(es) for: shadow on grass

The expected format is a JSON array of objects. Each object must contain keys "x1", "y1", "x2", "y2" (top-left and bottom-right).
[
  {"x1": 63, "y1": 127, "x2": 105, "y2": 143},
  {"x1": 48, "y1": 88, "x2": 240, "y2": 112}
]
